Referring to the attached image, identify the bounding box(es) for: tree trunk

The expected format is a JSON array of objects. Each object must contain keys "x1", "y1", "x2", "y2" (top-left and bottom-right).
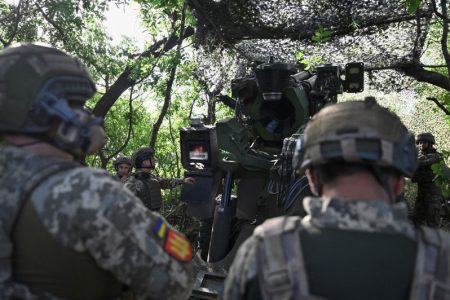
[{"x1": 149, "y1": 65, "x2": 177, "y2": 149}]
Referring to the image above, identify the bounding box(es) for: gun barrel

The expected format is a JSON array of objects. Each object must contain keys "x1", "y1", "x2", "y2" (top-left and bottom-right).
[{"x1": 207, "y1": 171, "x2": 234, "y2": 262}]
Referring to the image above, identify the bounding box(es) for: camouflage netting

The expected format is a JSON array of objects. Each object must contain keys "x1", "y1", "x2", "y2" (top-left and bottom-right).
[{"x1": 188, "y1": 0, "x2": 433, "y2": 93}]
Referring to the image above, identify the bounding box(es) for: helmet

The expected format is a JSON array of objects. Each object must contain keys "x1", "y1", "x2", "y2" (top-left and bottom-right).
[
  {"x1": 415, "y1": 132, "x2": 435, "y2": 145},
  {"x1": 131, "y1": 147, "x2": 155, "y2": 168},
  {"x1": 113, "y1": 156, "x2": 132, "y2": 170},
  {"x1": 298, "y1": 97, "x2": 417, "y2": 177},
  {"x1": 0, "y1": 43, "x2": 105, "y2": 156}
]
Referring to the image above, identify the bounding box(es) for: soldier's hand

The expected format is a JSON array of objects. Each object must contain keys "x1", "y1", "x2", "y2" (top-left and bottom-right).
[{"x1": 183, "y1": 177, "x2": 196, "y2": 184}]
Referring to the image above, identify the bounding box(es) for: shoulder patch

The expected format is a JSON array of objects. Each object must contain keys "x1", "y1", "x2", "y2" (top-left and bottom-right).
[
  {"x1": 164, "y1": 229, "x2": 193, "y2": 262},
  {"x1": 152, "y1": 217, "x2": 168, "y2": 239},
  {"x1": 149, "y1": 217, "x2": 193, "y2": 261}
]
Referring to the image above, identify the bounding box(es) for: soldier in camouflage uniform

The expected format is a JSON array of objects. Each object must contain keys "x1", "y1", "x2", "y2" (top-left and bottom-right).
[
  {"x1": 125, "y1": 147, "x2": 195, "y2": 211},
  {"x1": 0, "y1": 43, "x2": 193, "y2": 299},
  {"x1": 224, "y1": 98, "x2": 450, "y2": 300},
  {"x1": 412, "y1": 132, "x2": 444, "y2": 227},
  {"x1": 113, "y1": 155, "x2": 132, "y2": 183}
]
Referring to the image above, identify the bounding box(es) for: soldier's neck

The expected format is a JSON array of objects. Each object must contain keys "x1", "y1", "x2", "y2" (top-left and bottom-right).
[
  {"x1": 3, "y1": 134, "x2": 74, "y2": 161},
  {"x1": 321, "y1": 172, "x2": 392, "y2": 203},
  {"x1": 420, "y1": 147, "x2": 433, "y2": 154}
]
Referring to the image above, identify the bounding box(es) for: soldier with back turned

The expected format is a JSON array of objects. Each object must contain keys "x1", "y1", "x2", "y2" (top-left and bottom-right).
[
  {"x1": 0, "y1": 43, "x2": 193, "y2": 299},
  {"x1": 224, "y1": 98, "x2": 450, "y2": 300}
]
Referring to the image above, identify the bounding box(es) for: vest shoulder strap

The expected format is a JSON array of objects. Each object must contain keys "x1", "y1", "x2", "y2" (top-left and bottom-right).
[
  {"x1": 409, "y1": 226, "x2": 450, "y2": 300},
  {"x1": 254, "y1": 216, "x2": 329, "y2": 300},
  {"x1": 0, "y1": 158, "x2": 79, "y2": 298}
]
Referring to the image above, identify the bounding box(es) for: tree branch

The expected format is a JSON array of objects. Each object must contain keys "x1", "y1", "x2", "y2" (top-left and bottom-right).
[
  {"x1": 366, "y1": 61, "x2": 450, "y2": 92},
  {"x1": 6, "y1": 0, "x2": 24, "y2": 46},
  {"x1": 0, "y1": 0, "x2": 26, "y2": 47},
  {"x1": 35, "y1": 2, "x2": 68, "y2": 43},
  {"x1": 167, "y1": 113, "x2": 181, "y2": 178},
  {"x1": 36, "y1": 2, "x2": 109, "y2": 78},
  {"x1": 97, "y1": 86, "x2": 136, "y2": 169},
  {"x1": 397, "y1": 62, "x2": 450, "y2": 91},
  {"x1": 439, "y1": 0, "x2": 450, "y2": 79},
  {"x1": 105, "y1": 86, "x2": 135, "y2": 162},
  {"x1": 149, "y1": 63, "x2": 177, "y2": 149},
  {"x1": 427, "y1": 97, "x2": 450, "y2": 115},
  {"x1": 431, "y1": 0, "x2": 448, "y2": 21},
  {"x1": 92, "y1": 25, "x2": 194, "y2": 118},
  {"x1": 412, "y1": 6, "x2": 423, "y2": 61},
  {"x1": 366, "y1": 63, "x2": 448, "y2": 71},
  {"x1": 192, "y1": 72, "x2": 223, "y2": 124},
  {"x1": 149, "y1": 2, "x2": 188, "y2": 149}
]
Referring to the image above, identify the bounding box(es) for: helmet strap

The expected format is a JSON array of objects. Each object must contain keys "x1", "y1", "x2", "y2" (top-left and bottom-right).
[
  {"x1": 313, "y1": 166, "x2": 323, "y2": 196},
  {"x1": 15, "y1": 139, "x2": 45, "y2": 148}
]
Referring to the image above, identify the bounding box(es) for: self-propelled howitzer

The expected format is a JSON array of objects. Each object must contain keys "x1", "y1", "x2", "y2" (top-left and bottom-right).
[{"x1": 180, "y1": 59, "x2": 364, "y2": 299}]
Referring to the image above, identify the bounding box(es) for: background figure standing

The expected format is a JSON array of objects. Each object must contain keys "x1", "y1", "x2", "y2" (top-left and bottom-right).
[
  {"x1": 126, "y1": 147, "x2": 195, "y2": 211},
  {"x1": 0, "y1": 43, "x2": 193, "y2": 299},
  {"x1": 412, "y1": 132, "x2": 444, "y2": 227},
  {"x1": 113, "y1": 156, "x2": 132, "y2": 183},
  {"x1": 223, "y1": 98, "x2": 450, "y2": 300}
]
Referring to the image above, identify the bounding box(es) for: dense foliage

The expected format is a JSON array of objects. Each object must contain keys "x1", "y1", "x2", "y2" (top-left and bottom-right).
[{"x1": 2, "y1": 0, "x2": 450, "y2": 226}]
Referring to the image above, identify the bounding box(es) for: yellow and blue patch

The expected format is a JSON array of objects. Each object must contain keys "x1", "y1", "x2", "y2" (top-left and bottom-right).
[
  {"x1": 152, "y1": 217, "x2": 168, "y2": 240},
  {"x1": 151, "y1": 217, "x2": 192, "y2": 261}
]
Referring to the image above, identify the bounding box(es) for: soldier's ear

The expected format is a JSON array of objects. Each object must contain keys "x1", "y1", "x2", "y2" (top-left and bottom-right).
[
  {"x1": 392, "y1": 175, "x2": 405, "y2": 197},
  {"x1": 306, "y1": 167, "x2": 319, "y2": 196}
]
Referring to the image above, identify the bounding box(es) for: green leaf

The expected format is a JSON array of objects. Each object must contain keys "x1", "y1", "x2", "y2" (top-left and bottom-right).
[
  {"x1": 311, "y1": 25, "x2": 331, "y2": 44},
  {"x1": 351, "y1": 19, "x2": 361, "y2": 30},
  {"x1": 431, "y1": 162, "x2": 441, "y2": 173},
  {"x1": 405, "y1": 0, "x2": 421, "y2": 14},
  {"x1": 444, "y1": 189, "x2": 450, "y2": 198}
]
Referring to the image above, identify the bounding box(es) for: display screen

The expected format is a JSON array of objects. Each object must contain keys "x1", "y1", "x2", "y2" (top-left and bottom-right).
[{"x1": 189, "y1": 145, "x2": 209, "y2": 160}]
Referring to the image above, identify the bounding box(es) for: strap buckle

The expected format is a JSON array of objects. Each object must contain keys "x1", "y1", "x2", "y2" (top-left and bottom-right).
[
  {"x1": 429, "y1": 280, "x2": 450, "y2": 300},
  {"x1": 263, "y1": 268, "x2": 293, "y2": 294}
]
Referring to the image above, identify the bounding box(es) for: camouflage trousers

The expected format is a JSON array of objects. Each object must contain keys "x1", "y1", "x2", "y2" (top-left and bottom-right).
[{"x1": 413, "y1": 194, "x2": 443, "y2": 227}]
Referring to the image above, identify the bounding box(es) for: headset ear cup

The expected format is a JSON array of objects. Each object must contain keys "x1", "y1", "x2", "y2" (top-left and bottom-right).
[
  {"x1": 55, "y1": 121, "x2": 79, "y2": 146},
  {"x1": 85, "y1": 125, "x2": 105, "y2": 154},
  {"x1": 53, "y1": 108, "x2": 104, "y2": 156}
]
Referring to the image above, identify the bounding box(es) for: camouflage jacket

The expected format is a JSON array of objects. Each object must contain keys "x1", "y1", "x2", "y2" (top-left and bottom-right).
[
  {"x1": 413, "y1": 149, "x2": 442, "y2": 183},
  {"x1": 418, "y1": 149, "x2": 442, "y2": 167},
  {"x1": 223, "y1": 197, "x2": 450, "y2": 300},
  {"x1": 125, "y1": 171, "x2": 185, "y2": 210},
  {"x1": 300, "y1": 197, "x2": 415, "y2": 237},
  {"x1": 412, "y1": 149, "x2": 443, "y2": 195},
  {"x1": 126, "y1": 170, "x2": 185, "y2": 190},
  {"x1": 0, "y1": 144, "x2": 193, "y2": 300},
  {"x1": 113, "y1": 173, "x2": 128, "y2": 183}
]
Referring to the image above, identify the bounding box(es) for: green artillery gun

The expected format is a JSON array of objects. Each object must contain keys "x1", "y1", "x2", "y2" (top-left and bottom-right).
[{"x1": 180, "y1": 57, "x2": 364, "y2": 299}]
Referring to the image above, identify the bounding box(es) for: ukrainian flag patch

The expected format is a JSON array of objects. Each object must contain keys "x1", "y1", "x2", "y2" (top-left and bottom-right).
[
  {"x1": 164, "y1": 229, "x2": 193, "y2": 262},
  {"x1": 152, "y1": 217, "x2": 168, "y2": 240}
]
